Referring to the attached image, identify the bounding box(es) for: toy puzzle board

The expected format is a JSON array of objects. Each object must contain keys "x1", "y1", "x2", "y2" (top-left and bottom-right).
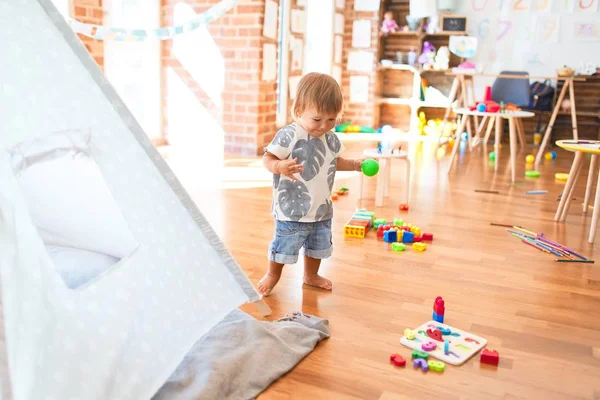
[{"x1": 400, "y1": 320, "x2": 487, "y2": 366}]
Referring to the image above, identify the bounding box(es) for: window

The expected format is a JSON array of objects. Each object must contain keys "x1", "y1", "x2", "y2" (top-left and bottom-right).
[
  {"x1": 276, "y1": 0, "x2": 291, "y2": 127},
  {"x1": 9, "y1": 131, "x2": 139, "y2": 290},
  {"x1": 304, "y1": 0, "x2": 334, "y2": 75},
  {"x1": 104, "y1": 0, "x2": 161, "y2": 139},
  {"x1": 50, "y1": 0, "x2": 71, "y2": 18}
]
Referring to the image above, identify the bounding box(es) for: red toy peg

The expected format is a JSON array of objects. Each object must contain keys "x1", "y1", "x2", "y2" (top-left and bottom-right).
[
  {"x1": 427, "y1": 329, "x2": 443, "y2": 342},
  {"x1": 480, "y1": 349, "x2": 499, "y2": 366},
  {"x1": 390, "y1": 354, "x2": 406, "y2": 367}
]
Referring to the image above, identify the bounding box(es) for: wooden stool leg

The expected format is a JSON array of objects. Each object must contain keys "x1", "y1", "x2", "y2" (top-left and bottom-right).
[
  {"x1": 589, "y1": 162, "x2": 600, "y2": 243},
  {"x1": 447, "y1": 115, "x2": 468, "y2": 174},
  {"x1": 569, "y1": 78, "x2": 579, "y2": 140},
  {"x1": 555, "y1": 152, "x2": 583, "y2": 221},
  {"x1": 516, "y1": 118, "x2": 526, "y2": 148},
  {"x1": 561, "y1": 161, "x2": 583, "y2": 221},
  {"x1": 484, "y1": 116, "x2": 495, "y2": 145},
  {"x1": 509, "y1": 117, "x2": 517, "y2": 183},
  {"x1": 535, "y1": 80, "x2": 570, "y2": 167},
  {"x1": 583, "y1": 154, "x2": 597, "y2": 213}
]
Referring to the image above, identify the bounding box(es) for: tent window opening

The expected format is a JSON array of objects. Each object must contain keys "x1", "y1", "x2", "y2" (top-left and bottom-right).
[{"x1": 8, "y1": 131, "x2": 140, "y2": 290}]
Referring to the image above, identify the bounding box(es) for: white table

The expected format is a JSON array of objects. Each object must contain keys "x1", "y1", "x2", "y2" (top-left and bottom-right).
[
  {"x1": 358, "y1": 149, "x2": 410, "y2": 207},
  {"x1": 448, "y1": 108, "x2": 535, "y2": 183}
]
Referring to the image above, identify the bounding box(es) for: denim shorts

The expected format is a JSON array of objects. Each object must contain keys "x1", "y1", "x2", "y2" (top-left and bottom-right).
[{"x1": 268, "y1": 219, "x2": 333, "y2": 264}]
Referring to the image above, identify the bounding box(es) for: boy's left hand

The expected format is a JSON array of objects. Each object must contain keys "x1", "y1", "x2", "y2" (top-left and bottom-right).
[{"x1": 354, "y1": 158, "x2": 365, "y2": 172}]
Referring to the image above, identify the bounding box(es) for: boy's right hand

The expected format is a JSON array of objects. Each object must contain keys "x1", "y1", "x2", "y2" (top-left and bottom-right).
[{"x1": 276, "y1": 158, "x2": 304, "y2": 181}]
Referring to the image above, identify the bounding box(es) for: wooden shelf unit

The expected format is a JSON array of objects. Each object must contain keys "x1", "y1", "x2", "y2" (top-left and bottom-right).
[{"x1": 373, "y1": 0, "x2": 465, "y2": 134}]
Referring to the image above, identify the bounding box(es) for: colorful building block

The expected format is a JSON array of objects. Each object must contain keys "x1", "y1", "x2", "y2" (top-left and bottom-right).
[
  {"x1": 393, "y1": 218, "x2": 403, "y2": 226},
  {"x1": 377, "y1": 225, "x2": 385, "y2": 237},
  {"x1": 390, "y1": 354, "x2": 406, "y2": 367},
  {"x1": 421, "y1": 341, "x2": 437, "y2": 351},
  {"x1": 433, "y1": 296, "x2": 445, "y2": 316},
  {"x1": 413, "y1": 358, "x2": 428, "y2": 372},
  {"x1": 373, "y1": 218, "x2": 386, "y2": 228},
  {"x1": 344, "y1": 219, "x2": 369, "y2": 238},
  {"x1": 404, "y1": 328, "x2": 416, "y2": 340},
  {"x1": 480, "y1": 349, "x2": 499, "y2": 366},
  {"x1": 384, "y1": 230, "x2": 397, "y2": 243},
  {"x1": 331, "y1": 193, "x2": 338, "y2": 200},
  {"x1": 391, "y1": 243, "x2": 406, "y2": 252},
  {"x1": 428, "y1": 360, "x2": 445, "y2": 372},
  {"x1": 422, "y1": 233, "x2": 433, "y2": 241},
  {"x1": 413, "y1": 236, "x2": 422, "y2": 242},
  {"x1": 432, "y1": 310, "x2": 444, "y2": 323},
  {"x1": 399, "y1": 203, "x2": 409, "y2": 211},
  {"x1": 402, "y1": 231, "x2": 415, "y2": 243},
  {"x1": 411, "y1": 350, "x2": 429, "y2": 359},
  {"x1": 412, "y1": 242, "x2": 426, "y2": 251}
]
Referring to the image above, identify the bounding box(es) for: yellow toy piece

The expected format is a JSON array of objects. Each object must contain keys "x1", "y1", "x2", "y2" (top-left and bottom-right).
[
  {"x1": 404, "y1": 328, "x2": 416, "y2": 340},
  {"x1": 344, "y1": 224, "x2": 366, "y2": 238},
  {"x1": 428, "y1": 360, "x2": 445, "y2": 372},
  {"x1": 412, "y1": 242, "x2": 427, "y2": 251}
]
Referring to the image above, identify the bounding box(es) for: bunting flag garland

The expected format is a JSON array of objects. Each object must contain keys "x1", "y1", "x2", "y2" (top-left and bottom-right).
[{"x1": 68, "y1": 0, "x2": 238, "y2": 41}]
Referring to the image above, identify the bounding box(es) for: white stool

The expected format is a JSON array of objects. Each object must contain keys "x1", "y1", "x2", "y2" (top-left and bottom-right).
[{"x1": 358, "y1": 149, "x2": 410, "y2": 207}]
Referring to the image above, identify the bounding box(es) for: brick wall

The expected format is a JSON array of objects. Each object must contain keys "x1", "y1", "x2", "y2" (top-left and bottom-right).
[
  {"x1": 161, "y1": 0, "x2": 281, "y2": 155},
  {"x1": 72, "y1": 0, "x2": 104, "y2": 68},
  {"x1": 340, "y1": 0, "x2": 379, "y2": 127}
]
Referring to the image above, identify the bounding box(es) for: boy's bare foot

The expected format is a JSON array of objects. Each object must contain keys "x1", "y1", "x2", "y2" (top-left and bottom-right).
[
  {"x1": 258, "y1": 272, "x2": 281, "y2": 296},
  {"x1": 303, "y1": 274, "x2": 332, "y2": 291}
]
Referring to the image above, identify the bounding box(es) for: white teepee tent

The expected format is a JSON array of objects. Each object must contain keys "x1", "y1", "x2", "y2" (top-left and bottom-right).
[{"x1": 0, "y1": 1, "x2": 268, "y2": 399}]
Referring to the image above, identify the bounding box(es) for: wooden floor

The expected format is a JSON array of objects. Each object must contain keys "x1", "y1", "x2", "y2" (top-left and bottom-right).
[{"x1": 169, "y1": 139, "x2": 600, "y2": 399}]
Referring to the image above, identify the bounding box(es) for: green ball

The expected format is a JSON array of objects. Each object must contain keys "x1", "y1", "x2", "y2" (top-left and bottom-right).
[
  {"x1": 488, "y1": 151, "x2": 496, "y2": 160},
  {"x1": 361, "y1": 158, "x2": 379, "y2": 176}
]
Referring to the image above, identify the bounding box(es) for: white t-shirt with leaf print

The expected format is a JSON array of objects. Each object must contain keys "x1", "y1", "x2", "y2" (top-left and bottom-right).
[{"x1": 266, "y1": 122, "x2": 345, "y2": 223}]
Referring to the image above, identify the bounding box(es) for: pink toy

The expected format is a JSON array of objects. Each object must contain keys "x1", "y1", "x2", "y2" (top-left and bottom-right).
[
  {"x1": 381, "y1": 11, "x2": 400, "y2": 33},
  {"x1": 422, "y1": 341, "x2": 437, "y2": 351}
]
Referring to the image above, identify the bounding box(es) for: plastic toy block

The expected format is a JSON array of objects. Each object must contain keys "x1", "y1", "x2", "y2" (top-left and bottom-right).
[
  {"x1": 331, "y1": 193, "x2": 339, "y2": 201},
  {"x1": 428, "y1": 360, "x2": 445, "y2": 372},
  {"x1": 411, "y1": 350, "x2": 429, "y2": 359},
  {"x1": 437, "y1": 326, "x2": 450, "y2": 336},
  {"x1": 338, "y1": 186, "x2": 349, "y2": 192},
  {"x1": 400, "y1": 226, "x2": 411, "y2": 231},
  {"x1": 413, "y1": 228, "x2": 421, "y2": 236},
  {"x1": 377, "y1": 225, "x2": 385, "y2": 237},
  {"x1": 402, "y1": 231, "x2": 415, "y2": 243},
  {"x1": 480, "y1": 349, "x2": 499, "y2": 366},
  {"x1": 413, "y1": 236, "x2": 422, "y2": 242},
  {"x1": 427, "y1": 329, "x2": 444, "y2": 342},
  {"x1": 374, "y1": 218, "x2": 386, "y2": 228},
  {"x1": 384, "y1": 230, "x2": 397, "y2": 243},
  {"x1": 393, "y1": 218, "x2": 403, "y2": 226},
  {"x1": 421, "y1": 341, "x2": 437, "y2": 351},
  {"x1": 404, "y1": 328, "x2": 416, "y2": 340},
  {"x1": 433, "y1": 296, "x2": 445, "y2": 315},
  {"x1": 412, "y1": 242, "x2": 426, "y2": 251},
  {"x1": 383, "y1": 225, "x2": 391, "y2": 231},
  {"x1": 413, "y1": 358, "x2": 428, "y2": 372},
  {"x1": 399, "y1": 203, "x2": 409, "y2": 211},
  {"x1": 391, "y1": 243, "x2": 406, "y2": 252},
  {"x1": 390, "y1": 354, "x2": 406, "y2": 367},
  {"x1": 437, "y1": 327, "x2": 451, "y2": 335},
  {"x1": 432, "y1": 310, "x2": 444, "y2": 323},
  {"x1": 344, "y1": 219, "x2": 370, "y2": 238},
  {"x1": 422, "y1": 233, "x2": 433, "y2": 241}
]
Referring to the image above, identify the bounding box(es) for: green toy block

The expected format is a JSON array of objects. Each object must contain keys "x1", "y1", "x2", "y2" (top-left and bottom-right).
[
  {"x1": 411, "y1": 350, "x2": 429, "y2": 360},
  {"x1": 393, "y1": 218, "x2": 403, "y2": 226},
  {"x1": 391, "y1": 243, "x2": 406, "y2": 252},
  {"x1": 373, "y1": 218, "x2": 386, "y2": 228}
]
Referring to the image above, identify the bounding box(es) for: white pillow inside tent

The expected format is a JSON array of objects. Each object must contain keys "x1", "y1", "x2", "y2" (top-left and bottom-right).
[{"x1": 9, "y1": 131, "x2": 139, "y2": 263}]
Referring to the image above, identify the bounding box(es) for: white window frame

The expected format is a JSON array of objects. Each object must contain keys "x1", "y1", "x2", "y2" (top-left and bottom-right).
[
  {"x1": 104, "y1": 0, "x2": 162, "y2": 140},
  {"x1": 276, "y1": 0, "x2": 292, "y2": 127}
]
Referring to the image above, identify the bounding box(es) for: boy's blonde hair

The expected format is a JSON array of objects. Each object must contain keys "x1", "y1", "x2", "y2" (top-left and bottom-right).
[{"x1": 292, "y1": 72, "x2": 343, "y2": 120}]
